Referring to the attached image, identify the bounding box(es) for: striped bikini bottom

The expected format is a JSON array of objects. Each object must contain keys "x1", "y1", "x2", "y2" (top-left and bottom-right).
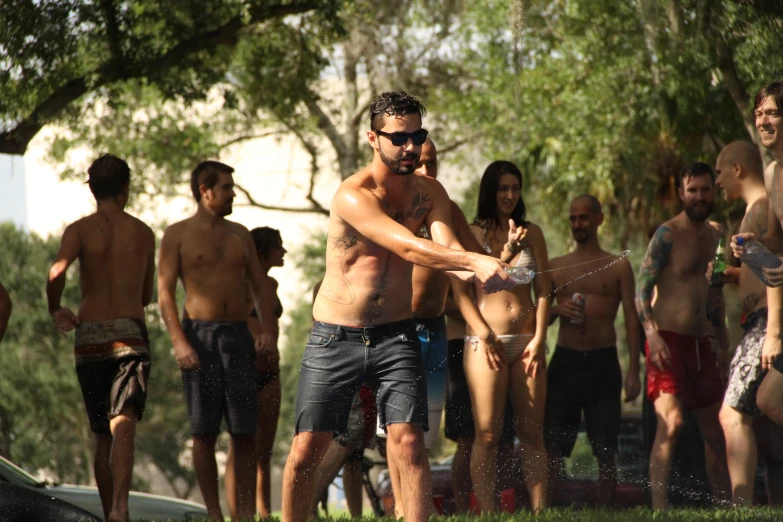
[{"x1": 465, "y1": 333, "x2": 535, "y2": 362}]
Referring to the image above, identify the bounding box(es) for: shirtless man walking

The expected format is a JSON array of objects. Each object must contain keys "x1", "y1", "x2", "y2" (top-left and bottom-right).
[
  {"x1": 635, "y1": 163, "x2": 730, "y2": 509},
  {"x1": 281, "y1": 92, "x2": 513, "y2": 522},
  {"x1": 715, "y1": 141, "x2": 783, "y2": 505},
  {"x1": 158, "y1": 161, "x2": 277, "y2": 521},
  {"x1": 46, "y1": 154, "x2": 156, "y2": 522},
  {"x1": 545, "y1": 195, "x2": 641, "y2": 506}
]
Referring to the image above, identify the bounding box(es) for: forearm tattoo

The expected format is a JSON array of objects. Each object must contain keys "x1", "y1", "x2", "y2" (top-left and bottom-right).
[{"x1": 636, "y1": 226, "x2": 673, "y2": 327}]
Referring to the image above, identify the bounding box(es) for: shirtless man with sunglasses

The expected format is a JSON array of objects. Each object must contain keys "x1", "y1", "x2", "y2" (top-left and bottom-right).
[{"x1": 281, "y1": 91, "x2": 515, "y2": 522}]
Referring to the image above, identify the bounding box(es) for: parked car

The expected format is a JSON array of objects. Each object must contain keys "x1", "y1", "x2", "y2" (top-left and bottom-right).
[
  {"x1": 0, "y1": 455, "x2": 208, "y2": 521},
  {"x1": 0, "y1": 482, "x2": 101, "y2": 522},
  {"x1": 377, "y1": 415, "x2": 648, "y2": 514}
]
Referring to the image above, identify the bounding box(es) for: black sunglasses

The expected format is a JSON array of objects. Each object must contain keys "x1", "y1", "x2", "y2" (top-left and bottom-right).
[{"x1": 374, "y1": 128, "x2": 429, "y2": 146}]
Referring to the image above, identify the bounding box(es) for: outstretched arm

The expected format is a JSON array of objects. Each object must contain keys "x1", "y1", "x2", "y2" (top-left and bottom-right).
[
  {"x1": 0, "y1": 282, "x2": 11, "y2": 343},
  {"x1": 47, "y1": 224, "x2": 81, "y2": 334},
  {"x1": 335, "y1": 186, "x2": 511, "y2": 292}
]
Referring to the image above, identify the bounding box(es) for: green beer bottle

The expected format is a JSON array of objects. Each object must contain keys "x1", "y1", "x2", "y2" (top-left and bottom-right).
[{"x1": 711, "y1": 237, "x2": 726, "y2": 287}]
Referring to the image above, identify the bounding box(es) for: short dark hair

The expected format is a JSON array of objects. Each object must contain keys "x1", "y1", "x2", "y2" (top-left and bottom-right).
[
  {"x1": 678, "y1": 162, "x2": 714, "y2": 189},
  {"x1": 250, "y1": 227, "x2": 282, "y2": 259},
  {"x1": 369, "y1": 91, "x2": 427, "y2": 131},
  {"x1": 755, "y1": 80, "x2": 783, "y2": 114},
  {"x1": 87, "y1": 154, "x2": 130, "y2": 200},
  {"x1": 572, "y1": 194, "x2": 602, "y2": 214},
  {"x1": 474, "y1": 160, "x2": 528, "y2": 228},
  {"x1": 190, "y1": 161, "x2": 234, "y2": 202}
]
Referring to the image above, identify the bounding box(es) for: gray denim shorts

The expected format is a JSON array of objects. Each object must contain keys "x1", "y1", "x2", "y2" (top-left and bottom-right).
[{"x1": 294, "y1": 319, "x2": 428, "y2": 436}]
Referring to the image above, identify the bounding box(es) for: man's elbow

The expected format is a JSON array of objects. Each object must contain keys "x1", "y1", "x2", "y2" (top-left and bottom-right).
[{"x1": 47, "y1": 263, "x2": 65, "y2": 284}]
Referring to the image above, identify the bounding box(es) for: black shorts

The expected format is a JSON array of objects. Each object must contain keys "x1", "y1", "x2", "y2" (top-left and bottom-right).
[
  {"x1": 544, "y1": 345, "x2": 622, "y2": 459},
  {"x1": 444, "y1": 338, "x2": 514, "y2": 442},
  {"x1": 294, "y1": 320, "x2": 428, "y2": 436},
  {"x1": 76, "y1": 355, "x2": 151, "y2": 434},
  {"x1": 181, "y1": 320, "x2": 258, "y2": 436}
]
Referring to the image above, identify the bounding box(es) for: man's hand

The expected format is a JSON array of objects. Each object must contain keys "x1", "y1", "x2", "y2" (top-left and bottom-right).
[
  {"x1": 551, "y1": 300, "x2": 583, "y2": 323},
  {"x1": 476, "y1": 334, "x2": 505, "y2": 371},
  {"x1": 255, "y1": 334, "x2": 276, "y2": 355},
  {"x1": 173, "y1": 338, "x2": 200, "y2": 371},
  {"x1": 522, "y1": 338, "x2": 546, "y2": 378},
  {"x1": 471, "y1": 254, "x2": 514, "y2": 294},
  {"x1": 730, "y1": 233, "x2": 755, "y2": 259},
  {"x1": 50, "y1": 307, "x2": 79, "y2": 336},
  {"x1": 624, "y1": 368, "x2": 641, "y2": 403},
  {"x1": 646, "y1": 330, "x2": 671, "y2": 371},
  {"x1": 762, "y1": 336, "x2": 782, "y2": 372}
]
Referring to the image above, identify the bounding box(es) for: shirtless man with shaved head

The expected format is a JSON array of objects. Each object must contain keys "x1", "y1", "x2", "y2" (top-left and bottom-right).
[
  {"x1": 715, "y1": 140, "x2": 783, "y2": 505},
  {"x1": 545, "y1": 194, "x2": 641, "y2": 507}
]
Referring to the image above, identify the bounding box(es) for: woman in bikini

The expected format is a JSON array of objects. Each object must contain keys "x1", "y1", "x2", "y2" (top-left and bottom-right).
[
  {"x1": 453, "y1": 160, "x2": 552, "y2": 512},
  {"x1": 225, "y1": 227, "x2": 285, "y2": 518}
]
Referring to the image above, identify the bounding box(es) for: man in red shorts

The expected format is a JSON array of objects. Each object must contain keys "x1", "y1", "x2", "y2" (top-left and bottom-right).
[{"x1": 635, "y1": 162, "x2": 730, "y2": 509}]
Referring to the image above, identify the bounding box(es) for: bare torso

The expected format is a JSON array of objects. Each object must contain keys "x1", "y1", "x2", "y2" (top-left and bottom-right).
[
  {"x1": 551, "y1": 251, "x2": 628, "y2": 350},
  {"x1": 75, "y1": 211, "x2": 154, "y2": 322},
  {"x1": 172, "y1": 217, "x2": 253, "y2": 322},
  {"x1": 313, "y1": 167, "x2": 440, "y2": 326},
  {"x1": 738, "y1": 197, "x2": 769, "y2": 315},
  {"x1": 466, "y1": 222, "x2": 542, "y2": 336},
  {"x1": 652, "y1": 214, "x2": 720, "y2": 337}
]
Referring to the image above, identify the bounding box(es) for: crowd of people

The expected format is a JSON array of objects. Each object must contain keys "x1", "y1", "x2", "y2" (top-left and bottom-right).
[{"x1": 0, "y1": 82, "x2": 780, "y2": 522}]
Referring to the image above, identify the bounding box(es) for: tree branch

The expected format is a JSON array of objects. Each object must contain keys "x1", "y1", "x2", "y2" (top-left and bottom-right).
[
  {"x1": 218, "y1": 130, "x2": 288, "y2": 151},
  {"x1": 0, "y1": 1, "x2": 320, "y2": 155},
  {"x1": 714, "y1": 39, "x2": 757, "y2": 143},
  {"x1": 234, "y1": 182, "x2": 328, "y2": 216},
  {"x1": 302, "y1": 89, "x2": 348, "y2": 157},
  {"x1": 438, "y1": 134, "x2": 479, "y2": 156},
  {"x1": 100, "y1": 0, "x2": 125, "y2": 66}
]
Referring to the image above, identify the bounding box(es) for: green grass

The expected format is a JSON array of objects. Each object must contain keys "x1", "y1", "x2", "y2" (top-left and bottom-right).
[{"x1": 133, "y1": 507, "x2": 783, "y2": 522}]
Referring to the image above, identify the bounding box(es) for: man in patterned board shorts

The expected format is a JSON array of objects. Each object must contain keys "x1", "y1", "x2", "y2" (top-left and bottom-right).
[
  {"x1": 46, "y1": 154, "x2": 156, "y2": 522},
  {"x1": 716, "y1": 141, "x2": 783, "y2": 505}
]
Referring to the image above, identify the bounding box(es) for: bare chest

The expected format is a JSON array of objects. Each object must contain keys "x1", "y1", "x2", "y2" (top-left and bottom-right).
[
  {"x1": 180, "y1": 230, "x2": 248, "y2": 273},
  {"x1": 666, "y1": 235, "x2": 714, "y2": 277}
]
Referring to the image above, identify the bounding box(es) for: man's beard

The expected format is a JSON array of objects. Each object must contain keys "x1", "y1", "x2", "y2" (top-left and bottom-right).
[
  {"x1": 380, "y1": 148, "x2": 419, "y2": 176},
  {"x1": 572, "y1": 229, "x2": 589, "y2": 243},
  {"x1": 684, "y1": 201, "x2": 713, "y2": 222}
]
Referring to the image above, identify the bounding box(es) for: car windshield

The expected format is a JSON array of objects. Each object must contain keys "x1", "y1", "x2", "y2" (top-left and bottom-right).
[{"x1": 0, "y1": 456, "x2": 44, "y2": 487}]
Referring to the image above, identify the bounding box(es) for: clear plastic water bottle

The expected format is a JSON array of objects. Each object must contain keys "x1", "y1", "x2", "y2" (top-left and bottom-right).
[
  {"x1": 737, "y1": 236, "x2": 782, "y2": 286},
  {"x1": 507, "y1": 266, "x2": 535, "y2": 285}
]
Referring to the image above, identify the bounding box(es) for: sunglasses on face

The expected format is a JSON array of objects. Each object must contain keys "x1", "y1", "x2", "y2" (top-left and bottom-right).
[{"x1": 374, "y1": 128, "x2": 429, "y2": 146}]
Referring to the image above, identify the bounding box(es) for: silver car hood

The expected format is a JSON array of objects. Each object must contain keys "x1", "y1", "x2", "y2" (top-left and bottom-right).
[{"x1": 42, "y1": 484, "x2": 207, "y2": 520}]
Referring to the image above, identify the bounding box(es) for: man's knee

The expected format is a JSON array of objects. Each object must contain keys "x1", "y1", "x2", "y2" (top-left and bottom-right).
[
  {"x1": 656, "y1": 407, "x2": 685, "y2": 442},
  {"x1": 388, "y1": 424, "x2": 427, "y2": 465},
  {"x1": 718, "y1": 403, "x2": 746, "y2": 431},
  {"x1": 288, "y1": 432, "x2": 332, "y2": 469}
]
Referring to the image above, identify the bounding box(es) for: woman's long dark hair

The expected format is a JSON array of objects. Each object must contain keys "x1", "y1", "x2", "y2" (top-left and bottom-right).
[
  {"x1": 474, "y1": 160, "x2": 528, "y2": 228},
  {"x1": 250, "y1": 227, "x2": 282, "y2": 259}
]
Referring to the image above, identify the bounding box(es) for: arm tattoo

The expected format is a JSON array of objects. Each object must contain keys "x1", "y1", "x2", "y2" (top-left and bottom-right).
[
  {"x1": 320, "y1": 234, "x2": 358, "y2": 305},
  {"x1": 407, "y1": 192, "x2": 431, "y2": 220},
  {"x1": 635, "y1": 226, "x2": 673, "y2": 326}
]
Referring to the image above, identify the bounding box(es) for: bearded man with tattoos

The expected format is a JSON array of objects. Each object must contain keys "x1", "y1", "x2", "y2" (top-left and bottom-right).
[{"x1": 635, "y1": 163, "x2": 730, "y2": 510}]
